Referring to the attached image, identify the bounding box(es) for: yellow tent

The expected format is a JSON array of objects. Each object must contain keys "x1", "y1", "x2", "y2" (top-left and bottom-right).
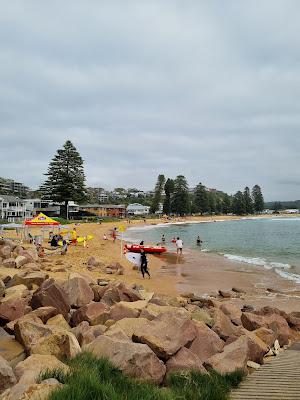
[{"x1": 25, "y1": 213, "x2": 60, "y2": 226}]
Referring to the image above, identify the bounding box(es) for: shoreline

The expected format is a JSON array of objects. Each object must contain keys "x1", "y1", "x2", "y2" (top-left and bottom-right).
[
  {"x1": 1, "y1": 214, "x2": 300, "y2": 312},
  {"x1": 125, "y1": 215, "x2": 300, "y2": 313}
]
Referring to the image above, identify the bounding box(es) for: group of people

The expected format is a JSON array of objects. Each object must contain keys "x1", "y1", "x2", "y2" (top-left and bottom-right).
[
  {"x1": 48, "y1": 231, "x2": 68, "y2": 255},
  {"x1": 161, "y1": 234, "x2": 203, "y2": 254}
]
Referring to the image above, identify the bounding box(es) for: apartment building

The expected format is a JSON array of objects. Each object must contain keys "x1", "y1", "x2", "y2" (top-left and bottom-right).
[{"x1": 0, "y1": 195, "x2": 28, "y2": 222}]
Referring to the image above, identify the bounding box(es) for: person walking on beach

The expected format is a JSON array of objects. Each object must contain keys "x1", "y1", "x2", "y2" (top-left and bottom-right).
[
  {"x1": 140, "y1": 249, "x2": 150, "y2": 278},
  {"x1": 176, "y1": 237, "x2": 183, "y2": 255}
]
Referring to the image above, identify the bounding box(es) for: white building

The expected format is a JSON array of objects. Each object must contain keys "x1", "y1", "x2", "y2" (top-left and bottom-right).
[
  {"x1": 126, "y1": 203, "x2": 150, "y2": 216},
  {"x1": 98, "y1": 193, "x2": 109, "y2": 202},
  {"x1": 0, "y1": 195, "x2": 28, "y2": 222}
]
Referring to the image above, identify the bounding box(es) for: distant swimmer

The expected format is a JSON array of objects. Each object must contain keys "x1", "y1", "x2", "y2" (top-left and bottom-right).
[
  {"x1": 161, "y1": 234, "x2": 166, "y2": 244},
  {"x1": 176, "y1": 237, "x2": 183, "y2": 255},
  {"x1": 196, "y1": 236, "x2": 203, "y2": 246}
]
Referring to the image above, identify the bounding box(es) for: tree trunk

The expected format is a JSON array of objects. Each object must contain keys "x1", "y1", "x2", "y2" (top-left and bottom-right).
[{"x1": 63, "y1": 200, "x2": 69, "y2": 220}]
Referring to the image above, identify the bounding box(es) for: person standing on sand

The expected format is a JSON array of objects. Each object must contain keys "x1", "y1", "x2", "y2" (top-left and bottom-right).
[
  {"x1": 112, "y1": 227, "x2": 117, "y2": 242},
  {"x1": 176, "y1": 237, "x2": 183, "y2": 255},
  {"x1": 71, "y1": 228, "x2": 77, "y2": 245},
  {"x1": 140, "y1": 249, "x2": 150, "y2": 278}
]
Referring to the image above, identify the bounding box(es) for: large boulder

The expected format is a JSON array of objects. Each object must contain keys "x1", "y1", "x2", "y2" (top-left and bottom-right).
[
  {"x1": 115, "y1": 282, "x2": 142, "y2": 302},
  {"x1": 5, "y1": 314, "x2": 43, "y2": 334},
  {"x1": 253, "y1": 327, "x2": 277, "y2": 347},
  {"x1": 204, "y1": 335, "x2": 250, "y2": 374},
  {"x1": 14, "y1": 256, "x2": 28, "y2": 269},
  {"x1": 14, "y1": 320, "x2": 81, "y2": 360},
  {"x1": 72, "y1": 321, "x2": 106, "y2": 346},
  {"x1": 71, "y1": 302, "x2": 110, "y2": 326},
  {"x1": 108, "y1": 302, "x2": 140, "y2": 322},
  {"x1": 140, "y1": 303, "x2": 188, "y2": 321},
  {"x1": 105, "y1": 318, "x2": 150, "y2": 338},
  {"x1": 0, "y1": 298, "x2": 27, "y2": 323},
  {"x1": 22, "y1": 248, "x2": 39, "y2": 262},
  {"x1": 0, "y1": 246, "x2": 11, "y2": 260},
  {"x1": 220, "y1": 303, "x2": 242, "y2": 326},
  {"x1": 1, "y1": 259, "x2": 15, "y2": 269},
  {"x1": 100, "y1": 287, "x2": 121, "y2": 307},
  {"x1": 46, "y1": 314, "x2": 71, "y2": 331},
  {"x1": 210, "y1": 308, "x2": 238, "y2": 340},
  {"x1": 244, "y1": 330, "x2": 269, "y2": 364},
  {"x1": 84, "y1": 335, "x2": 166, "y2": 384},
  {"x1": 10, "y1": 271, "x2": 49, "y2": 290},
  {"x1": 241, "y1": 312, "x2": 291, "y2": 345},
  {"x1": 30, "y1": 279, "x2": 70, "y2": 318},
  {"x1": 3, "y1": 285, "x2": 29, "y2": 302},
  {"x1": 287, "y1": 311, "x2": 300, "y2": 331},
  {"x1": 132, "y1": 311, "x2": 197, "y2": 360},
  {"x1": 29, "y1": 306, "x2": 59, "y2": 323},
  {"x1": 1, "y1": 378, "x2": 62, "y2": 400},
  {"x1": 14, "y1": 354, "x2": 69, "y2": 384},
  {"x1": 0, "y1": 280, "x2": 4, "y2": 298},
  {"x1": 0, "y1": 355, "x2": 16, "y2": 393},
  {"x1": 165, "y1": 347, "x2": 207, "y2": 378},
  {"x1": 0, "y1": 336, "x2": 25, "y2": 368},
  {"x1": 187, "y1": 321, "x2": 225, "y2": 363},
  {"x1": 62, "y1": 277, "x2": 94, "y2": 308}
]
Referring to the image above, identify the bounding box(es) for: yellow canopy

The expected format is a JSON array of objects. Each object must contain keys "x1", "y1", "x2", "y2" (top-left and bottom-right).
[{"x1": 25, "y1": 213, "x2": 60, "y2": 226}]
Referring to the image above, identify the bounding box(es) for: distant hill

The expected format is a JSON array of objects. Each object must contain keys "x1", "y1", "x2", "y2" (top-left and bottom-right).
[{"x1": 265, "y1": 200, "x2": 300, "y2": 209}]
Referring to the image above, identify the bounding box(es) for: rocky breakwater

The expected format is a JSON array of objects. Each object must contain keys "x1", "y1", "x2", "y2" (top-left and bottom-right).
[{"x1": 0, "y1": 238, "x2": 300, "y2": 398}]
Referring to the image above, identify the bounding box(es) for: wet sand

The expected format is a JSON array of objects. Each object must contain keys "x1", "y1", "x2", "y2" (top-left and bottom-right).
[{"x1": 157, "y1": 248, "x2": 300, "y2": 312}]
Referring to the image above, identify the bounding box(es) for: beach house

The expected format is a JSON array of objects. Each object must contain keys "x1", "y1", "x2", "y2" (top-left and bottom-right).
[
  {"x1": 126, "y1": 203, "x2": 150, "y2": 216},
  {"x1": 0, "y1": 195, "x2": 28, "y2": 222}
]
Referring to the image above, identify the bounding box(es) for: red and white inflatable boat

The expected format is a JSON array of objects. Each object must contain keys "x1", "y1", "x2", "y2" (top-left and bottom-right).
[{"x1": 125, "y1": 244, "x2": 167, "y2": 254}]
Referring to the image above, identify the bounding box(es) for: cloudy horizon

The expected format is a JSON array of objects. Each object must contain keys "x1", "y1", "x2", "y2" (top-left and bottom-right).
[{"x1": 0, "y1": 1, "x2": 299, "y2": 201}]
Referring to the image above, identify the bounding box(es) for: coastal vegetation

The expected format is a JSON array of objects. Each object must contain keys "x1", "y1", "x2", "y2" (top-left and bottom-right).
[
  {"x1": 15, "y1": 139, "x2": 267, "y2": 218},
  {"x1": 40, "y1": 140, "x2": 87, "y2": 219},
  {"x1": 39, "y1": 352, "x2": 244, "y2": 400}
]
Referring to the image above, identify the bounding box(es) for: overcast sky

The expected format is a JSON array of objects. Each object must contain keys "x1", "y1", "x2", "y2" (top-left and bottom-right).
[{"x1": 0, "y1": 1, "x2": 299, "y2": 201}]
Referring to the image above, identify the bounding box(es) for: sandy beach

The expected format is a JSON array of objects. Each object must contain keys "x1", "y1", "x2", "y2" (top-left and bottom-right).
[{"x1": 2, "y1": 214, "x2": 300, "y2": 313}]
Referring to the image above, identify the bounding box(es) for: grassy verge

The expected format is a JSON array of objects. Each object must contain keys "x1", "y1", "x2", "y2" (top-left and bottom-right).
[{"x1": 38, "y1": 352, "x2": 244, "y2": 400}]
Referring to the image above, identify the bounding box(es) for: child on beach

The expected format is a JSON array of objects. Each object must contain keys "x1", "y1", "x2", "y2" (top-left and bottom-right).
[{"x1": 140, "y1": 249, "x2": 150, "y2": 279}]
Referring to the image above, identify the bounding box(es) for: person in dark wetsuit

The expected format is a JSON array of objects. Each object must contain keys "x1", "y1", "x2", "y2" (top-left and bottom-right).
[
  {"x1": 196, "y1": 236, "x2": 203, "y2": 246},
  {"x1": 140, "y1": 249, "x2": 150, "y2": 279}
]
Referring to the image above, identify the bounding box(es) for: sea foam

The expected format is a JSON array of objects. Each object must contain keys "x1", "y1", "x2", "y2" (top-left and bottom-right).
[{"x1": 223, "y1": 253, "x2": 291, "y2": 270}]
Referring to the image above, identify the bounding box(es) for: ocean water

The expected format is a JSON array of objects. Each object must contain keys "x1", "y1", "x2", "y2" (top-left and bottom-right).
[{"x1": 125, "y1": 217, "x2": 300, "y2": 283}]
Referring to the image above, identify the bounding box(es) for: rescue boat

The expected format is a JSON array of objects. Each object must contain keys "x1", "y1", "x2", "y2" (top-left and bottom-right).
[{"x1": 125, "y1": 244, "x2": 167, "y2": 254}]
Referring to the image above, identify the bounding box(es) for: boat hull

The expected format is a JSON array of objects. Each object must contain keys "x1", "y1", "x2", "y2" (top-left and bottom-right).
[{"x1": 125, "y1": 244, "x2": 167, "y2": 254}]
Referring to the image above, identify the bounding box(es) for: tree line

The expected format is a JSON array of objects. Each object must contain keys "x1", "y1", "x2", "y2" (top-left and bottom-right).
[
  {"x1": 151, "y1": 174, "x2": 264, "y2": 216},
  {"x1": 40, "y1": 141, "x2": 265, "y2": 218}
]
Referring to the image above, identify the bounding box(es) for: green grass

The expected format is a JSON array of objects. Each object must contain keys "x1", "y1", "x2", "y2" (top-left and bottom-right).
[{"x1": 38, "y1": 352, "x2": 244, "y2": 400}]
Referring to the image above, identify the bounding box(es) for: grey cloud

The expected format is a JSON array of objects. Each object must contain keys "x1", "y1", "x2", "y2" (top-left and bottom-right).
[{"x1": 0, "y1": 1, "x2": 299, "y2": 201}]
